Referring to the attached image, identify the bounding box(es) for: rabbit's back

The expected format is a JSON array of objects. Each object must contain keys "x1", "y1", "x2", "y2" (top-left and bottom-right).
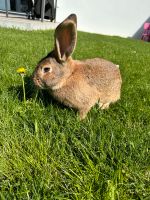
[
  {"x1": 77, "y1": 58, "x2": 121, "y2": 90},
  {"x1": 73, "y1": 58, "x2": 122, "y2": 104}
]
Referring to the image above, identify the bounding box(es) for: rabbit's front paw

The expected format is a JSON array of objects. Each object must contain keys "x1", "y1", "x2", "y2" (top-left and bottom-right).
[{"x1": 78, "y1": 107, "x2": 91, "y2": 120}]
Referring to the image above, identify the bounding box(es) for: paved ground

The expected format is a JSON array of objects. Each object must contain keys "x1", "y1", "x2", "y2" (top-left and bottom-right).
[{"x1": 0, "y1": 13, "x2": 58, "y2": 31}]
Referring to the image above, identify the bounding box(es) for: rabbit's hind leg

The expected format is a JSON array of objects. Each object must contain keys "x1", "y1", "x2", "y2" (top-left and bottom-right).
[{"x1": 99, "y1": 102, "x2": 110, "y2": 110}]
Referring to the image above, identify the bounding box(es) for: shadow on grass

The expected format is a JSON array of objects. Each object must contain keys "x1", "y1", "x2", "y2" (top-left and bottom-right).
[{"x1": 8, "y1": 75, "x2": 66, "y2": 109}]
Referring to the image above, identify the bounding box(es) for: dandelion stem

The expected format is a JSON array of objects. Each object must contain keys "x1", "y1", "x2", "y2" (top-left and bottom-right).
[{"x1": 21, "y1": 75, "x2": 26, "y2": 104}]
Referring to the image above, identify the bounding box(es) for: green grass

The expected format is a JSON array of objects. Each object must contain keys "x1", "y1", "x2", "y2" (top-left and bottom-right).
[{"x1": 0, "y1": 27, "x2": 150, "y2": 200}]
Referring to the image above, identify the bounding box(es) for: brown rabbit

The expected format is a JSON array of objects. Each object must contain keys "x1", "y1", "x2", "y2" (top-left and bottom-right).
[{"x1": 33, "y1": 14, "x2": 122, "y2": 119}]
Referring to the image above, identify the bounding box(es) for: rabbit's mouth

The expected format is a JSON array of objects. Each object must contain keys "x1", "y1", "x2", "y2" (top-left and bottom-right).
[{"x1": 33, "y1": 77, "x2": 45, "y2": 89}]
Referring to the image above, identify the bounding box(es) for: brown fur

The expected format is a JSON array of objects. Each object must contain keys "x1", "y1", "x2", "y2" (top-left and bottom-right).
[{"x1": 33, "y1": 14, "x2": 122, "y2": 119}]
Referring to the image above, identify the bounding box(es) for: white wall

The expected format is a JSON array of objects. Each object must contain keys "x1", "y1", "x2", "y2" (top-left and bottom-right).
[{"x1": 56, "y1": 0, "x2": 150, "y2": 37}]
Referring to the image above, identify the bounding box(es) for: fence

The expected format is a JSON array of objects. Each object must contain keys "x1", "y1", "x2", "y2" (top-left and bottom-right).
[{"x1": 0, "y1": 0, "x2": 57, "y2": 22}]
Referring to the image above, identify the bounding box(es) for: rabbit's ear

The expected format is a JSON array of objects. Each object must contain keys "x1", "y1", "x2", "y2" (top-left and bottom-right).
[{"x1": 54, "y1": 14, "x2": 77, "y2": 62}]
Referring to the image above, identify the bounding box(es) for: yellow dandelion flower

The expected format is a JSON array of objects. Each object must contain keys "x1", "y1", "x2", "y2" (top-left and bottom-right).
[{"x1": 17, "y1": 67, "x2": 26, "y2": 74}]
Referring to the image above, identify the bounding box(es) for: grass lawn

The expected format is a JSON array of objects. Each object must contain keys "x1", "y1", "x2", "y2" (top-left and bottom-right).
[{"x1": 0, "y1": 27, "x2": 150, "y2": 200}]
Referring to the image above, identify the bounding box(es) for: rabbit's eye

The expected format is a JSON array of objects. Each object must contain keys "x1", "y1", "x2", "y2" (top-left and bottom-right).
[{"x1": 43, "y1": 66, "x2": 52, "y2": 73}]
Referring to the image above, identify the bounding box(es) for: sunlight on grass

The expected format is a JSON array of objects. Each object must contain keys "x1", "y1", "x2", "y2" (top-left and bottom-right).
[{"x1": 0, "y1": 28, "x2": 150, "y2": 199}]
